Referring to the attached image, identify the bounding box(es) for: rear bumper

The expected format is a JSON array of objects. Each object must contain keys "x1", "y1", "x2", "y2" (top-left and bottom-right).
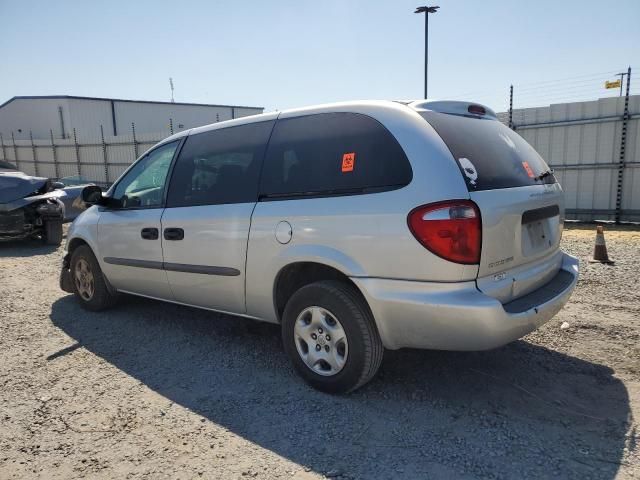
[{"x1": 352, "y1": 252, "x2": 579, "y2": 351}]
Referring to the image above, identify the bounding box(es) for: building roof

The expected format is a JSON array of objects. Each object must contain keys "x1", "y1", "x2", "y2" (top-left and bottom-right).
[{"x1": 0, "y1": 95, "x2": 263, "y2": 111}]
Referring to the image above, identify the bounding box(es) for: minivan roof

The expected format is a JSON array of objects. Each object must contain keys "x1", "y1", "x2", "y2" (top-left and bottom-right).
[
  {"x1": 159, "y1": 100, "x2": 409, "y2": 143},
  {"x1": 156, "y1": 99, "x2": 498, "y2": 146}
]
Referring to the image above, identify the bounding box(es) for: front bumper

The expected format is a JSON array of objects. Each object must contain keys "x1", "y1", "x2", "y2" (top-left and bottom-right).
[
  {"x1": 0, "y1": 209, "x2": 30, "y2": 239},
  {"x1": 0, "y1": 199, "x2": 64, "y2": 240},
  {"x1": 60, "y1": 252, "x2": 74, "y2": 293},
  {"x1": 352, "y1": 252, "x2": 579, "y2": 351}
]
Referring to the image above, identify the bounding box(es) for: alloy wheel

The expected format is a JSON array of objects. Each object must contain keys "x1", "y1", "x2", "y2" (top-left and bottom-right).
[
  {"x1": 74, "y1": 258, "x2": 95, "y2": 301},
  {"x1": 293, "y1": 306, "x2": 349, "y2": 376}
]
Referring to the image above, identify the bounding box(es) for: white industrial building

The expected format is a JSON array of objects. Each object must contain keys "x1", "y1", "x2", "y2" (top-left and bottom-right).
[{"x1": 0, "y1": 95, "x2": 264, "y2": 140}]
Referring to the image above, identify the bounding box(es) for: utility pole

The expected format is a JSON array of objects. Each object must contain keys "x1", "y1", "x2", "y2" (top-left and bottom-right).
[
  {"x1": 169, "y1": 77, "x2": 175, "y2": 103},
  {"x1": 508, "y1": 85, "x2": 514, "y2": 130},
  {"x1": 615, "y1": 66, "x2": 631, "y2": 224},
  {"x1": 414, "y1": 5, "x2": 439, "y2": 99},
  {"x1": 615, "y1": 71, "x2": 628, "y2": 96}
]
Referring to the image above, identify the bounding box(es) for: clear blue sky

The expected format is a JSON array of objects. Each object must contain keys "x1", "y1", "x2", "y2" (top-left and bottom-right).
[{"x1": 1, "y1": 0, "x2": 638, "y2": 112}]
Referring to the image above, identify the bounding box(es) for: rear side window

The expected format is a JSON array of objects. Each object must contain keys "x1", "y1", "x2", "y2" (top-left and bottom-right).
[
  {"x1": 260, "y1": 113, "x2": 412, "y2": 198},
  {"x1": 166, "y1": 121, "x2": 274, "y2": 207},
  {"x1": 420, "y1": 111, "x2": 555, "y2": 191}
]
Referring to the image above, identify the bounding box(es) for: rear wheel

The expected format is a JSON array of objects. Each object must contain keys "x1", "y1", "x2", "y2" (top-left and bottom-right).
[
  {"x1": 43, "y1": 220, "x2": 63, "y2": 245},
  {"x1": 282, "y1": 280, "x2": 383, "y2": 393},
  {"x1": 70, "y1": 245, "x2": 117, "y2": 311}
]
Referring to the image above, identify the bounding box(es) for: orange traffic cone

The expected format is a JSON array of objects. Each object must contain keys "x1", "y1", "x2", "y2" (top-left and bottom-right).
[{"x1": 589, "y1": 225, "x2": 614, "y2": 264}]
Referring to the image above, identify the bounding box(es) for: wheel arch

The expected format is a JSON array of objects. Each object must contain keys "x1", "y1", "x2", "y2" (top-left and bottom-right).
[
  {"x1": 66, "y1": 235, "x2": 117, "y2": 296},
  {"x1": 272, "y1": 261, "x2": 371, "y2": 323},
  {"x1": 67, "y1": 236, "x2": 89, "y2": 255}
]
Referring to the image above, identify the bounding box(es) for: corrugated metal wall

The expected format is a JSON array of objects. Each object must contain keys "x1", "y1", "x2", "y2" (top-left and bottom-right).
[
  {"x1": 112, "y1": 101, "x2": 257, "y2": 137},
  {"x1": 0, "y1": 97, "x2": 264, "y2": 140},
  {"x1": 0, "y1": 98, "x2": 73, "y2": 140},
  {"x1": 0, "y1": 100, "x2": 257, "y2": 184},
  {"x1": 501, "y1": 95, "x2": 640, "y2": 222},
  {"x1": 2, "y1": 96, "x2": 638, "y2": 222},
  {"x1": 66, "y1": 98, "x2": 115, "y2": 139}
]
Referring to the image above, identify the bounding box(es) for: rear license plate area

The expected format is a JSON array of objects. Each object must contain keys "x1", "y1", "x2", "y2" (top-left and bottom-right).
[
  {"x1": 521, "y1": 205, "x2": 559, "y2": 256},
  {"x1": 526, "y1": 221, "x2": 548, "y2": 250}
]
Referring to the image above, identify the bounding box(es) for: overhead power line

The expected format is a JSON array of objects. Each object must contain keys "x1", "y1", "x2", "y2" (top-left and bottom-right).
[
  {"x1": 511, "y1": 69, "x2": 623, "y2": 88},
  {"x1": 439, "y1": 67, "x2": 636, "y2": 114}
]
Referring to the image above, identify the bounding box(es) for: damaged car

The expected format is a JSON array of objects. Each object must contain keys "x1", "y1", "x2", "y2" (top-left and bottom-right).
[{"x1": 0, "y1": 160, "x2": 80, "y2": 245}]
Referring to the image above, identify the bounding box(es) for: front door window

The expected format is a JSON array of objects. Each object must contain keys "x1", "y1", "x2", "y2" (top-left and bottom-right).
[{"x1": 112, "y1": 141, "x2": 179, "y2": 208}]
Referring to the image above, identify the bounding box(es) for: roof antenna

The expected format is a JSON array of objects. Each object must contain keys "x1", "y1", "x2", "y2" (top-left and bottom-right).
[{"x1": 169, "y1": 77, "x2": 175, "y2": 103}]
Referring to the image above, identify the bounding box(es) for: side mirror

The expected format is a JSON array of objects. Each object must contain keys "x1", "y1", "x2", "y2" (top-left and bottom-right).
[
  {"x1": 81, "y1": 185, "x2": 104, "y2": 205},
  {"x1": 51, "y1": 181, "x2": 65, "y2": 190}
]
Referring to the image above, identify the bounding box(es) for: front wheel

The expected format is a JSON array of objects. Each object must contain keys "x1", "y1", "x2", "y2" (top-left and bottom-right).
[
  {"x1": 281, "y1": 280, "x2": 383, "y2": 394},
  {"x1": 70, "y1": 245, "x2": 117, "y2": 311}
]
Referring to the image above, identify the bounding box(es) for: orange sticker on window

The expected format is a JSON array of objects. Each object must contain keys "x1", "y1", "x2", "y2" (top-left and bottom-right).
[
  {"x1": 342, "y1": 152, "x2": 355, "y2": 172},
  {"x1": 522, "y1": 161, "x2": 535, "y2": 178}
]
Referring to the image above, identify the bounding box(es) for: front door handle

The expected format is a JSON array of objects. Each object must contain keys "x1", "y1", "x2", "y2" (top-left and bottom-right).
[
  {"x1": 164, "y1": 227, "x2": 184, "y2": 241},
  {"x1": 141, "y1": 227, "x2": 159, "y2": 240}
]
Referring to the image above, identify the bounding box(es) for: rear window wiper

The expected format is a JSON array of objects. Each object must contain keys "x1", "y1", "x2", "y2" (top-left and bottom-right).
[{"x1": 534, "y1": 169, "x2": 554, "y2": 181}]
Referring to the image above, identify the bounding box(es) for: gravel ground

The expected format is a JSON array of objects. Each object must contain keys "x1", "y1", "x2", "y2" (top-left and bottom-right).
[{"x1": 0, "y1": 224, "x2": 639, "y2": 479}]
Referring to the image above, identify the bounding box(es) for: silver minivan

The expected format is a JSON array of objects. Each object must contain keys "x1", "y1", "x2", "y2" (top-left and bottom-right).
[{"x1": 60, "y1": 100, "x2": 579, "y2": 393}]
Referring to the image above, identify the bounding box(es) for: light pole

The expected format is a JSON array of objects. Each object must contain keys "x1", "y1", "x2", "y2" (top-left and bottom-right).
[{"x1": 414, "y1": 6, "x2": 439, "y2": 99}]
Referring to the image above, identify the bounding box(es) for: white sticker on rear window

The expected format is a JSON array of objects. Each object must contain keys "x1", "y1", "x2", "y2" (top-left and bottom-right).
[{"x1": 458, "y1": 157, "x2": 478, "y2": 186}]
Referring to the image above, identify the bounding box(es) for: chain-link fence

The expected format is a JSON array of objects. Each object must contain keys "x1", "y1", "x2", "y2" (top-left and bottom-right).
[
  {"x1": 1, "y1": 71, "x2": 639, "y2": 223},
  {"x1": 450, "y1": 67, "x2": 639, "y2": 223},
  {"x1": 506, "y1": 68, "x2": 638, "y2": 223},
  {"x1": 0, "y1": 122, "x2": 173, "y2": 187}
]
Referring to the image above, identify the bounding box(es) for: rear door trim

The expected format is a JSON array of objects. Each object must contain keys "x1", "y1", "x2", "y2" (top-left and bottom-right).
[
  {"x1": 163, "y1": 262, "x2": 240, "y2": 276},
  {"x1": 103, "y1": 257, "x2": 239, "y2": 276}
]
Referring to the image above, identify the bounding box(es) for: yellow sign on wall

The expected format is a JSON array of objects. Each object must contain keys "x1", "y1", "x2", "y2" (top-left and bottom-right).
[{"x1": 605, "y1": 79, "x2": 621, "y2": 89}]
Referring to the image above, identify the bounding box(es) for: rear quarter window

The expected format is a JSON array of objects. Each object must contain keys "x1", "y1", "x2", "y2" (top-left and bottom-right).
[
  {"x1": 260, "y1": 112, "x2": 412, "y2": 198},
  {"x1": 420, "y1": 111, "x2": 555, "y2": 191}
]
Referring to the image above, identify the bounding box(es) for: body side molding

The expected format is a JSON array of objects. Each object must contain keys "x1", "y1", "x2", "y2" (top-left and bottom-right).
[{"x1": 103, "y1": 257, "x2": 240, "y2": 276}]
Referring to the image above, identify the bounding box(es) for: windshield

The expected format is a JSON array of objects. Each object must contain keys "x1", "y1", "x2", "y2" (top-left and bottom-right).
[{"x1": 420, "y1": 111, "x2": 555, "y2": 191}]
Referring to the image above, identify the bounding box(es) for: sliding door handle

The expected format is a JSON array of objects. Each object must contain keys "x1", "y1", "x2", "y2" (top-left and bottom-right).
[
  {"x1": 164, "y1": 228, "x2": 184, "y2": 241},
  {"x1": 140, "y1": 227, "x2": 159, "y2": 240}
]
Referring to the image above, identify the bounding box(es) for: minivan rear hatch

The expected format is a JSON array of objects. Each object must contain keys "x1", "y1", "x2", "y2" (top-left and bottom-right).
[{"x1": 416, "y1": 103, "x2": 563, "y2": 303}]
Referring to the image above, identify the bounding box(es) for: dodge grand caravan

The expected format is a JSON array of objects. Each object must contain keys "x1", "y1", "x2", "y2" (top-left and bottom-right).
[{"x1": 60, "y1": 100, "x2": 579, "y2": 393}]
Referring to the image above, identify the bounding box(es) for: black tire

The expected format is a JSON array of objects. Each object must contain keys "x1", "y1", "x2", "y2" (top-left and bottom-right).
[
  {"x1": 281, "y1": 280, "x2": 383, "y2": 394},
  {"x1": 70, "y1": 245, "x2": 117, "y2": 311},
  {"x1": 43, "y1": 220, "x2": 63, "y2": 245}
]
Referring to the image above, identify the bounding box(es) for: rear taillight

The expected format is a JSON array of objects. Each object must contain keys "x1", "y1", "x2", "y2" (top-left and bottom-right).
[{"x1": 408, "y1": 200, "x2": 481, "y2": 264}]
